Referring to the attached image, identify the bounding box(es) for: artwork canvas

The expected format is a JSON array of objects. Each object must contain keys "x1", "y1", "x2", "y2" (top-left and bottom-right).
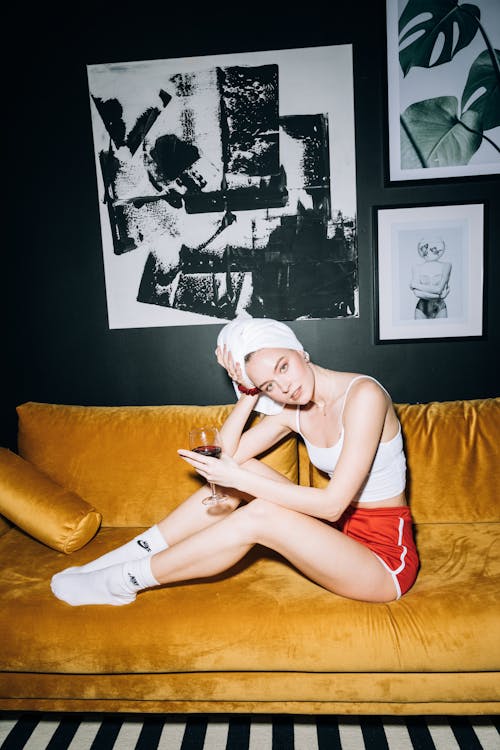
[
  {"x1": 375, "y1": 203, "x2": 484, "y2": 342},
  {"x1": 87, "y1": 45, "x2": 358, "y2": 329},
  {"x1": 386, "y1": 0, "x2": 500, "y2": 181}
]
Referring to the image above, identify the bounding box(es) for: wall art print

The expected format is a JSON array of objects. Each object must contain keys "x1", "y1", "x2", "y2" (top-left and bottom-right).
[
  {"x1": 374, "y1": 202, "x2": 485, "y2": 342},
  {"x1": 87, "y1": 45, "x2": 358, "y2": 329},
  {"x1": 386, "y1": 0, "x2": 500, "y2": 181}
]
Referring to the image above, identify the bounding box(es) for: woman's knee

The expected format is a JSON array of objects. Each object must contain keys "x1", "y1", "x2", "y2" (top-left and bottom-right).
[{"x1": 232, "y1": 498, "x2": 281, "y2": 543}]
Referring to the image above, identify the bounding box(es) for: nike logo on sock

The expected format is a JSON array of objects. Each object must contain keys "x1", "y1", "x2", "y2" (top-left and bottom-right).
[
  {"x1": 137, "y1": 539, "x2": 152, "y2": 552},
  {"x1": 128, "y1": 573, "x2": 140, "y2": 587}
]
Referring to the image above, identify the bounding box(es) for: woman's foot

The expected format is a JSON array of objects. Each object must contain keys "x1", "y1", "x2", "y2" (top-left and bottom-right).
[{"x1": 50, "y1": 557, "x2": 159, "y2": 606}]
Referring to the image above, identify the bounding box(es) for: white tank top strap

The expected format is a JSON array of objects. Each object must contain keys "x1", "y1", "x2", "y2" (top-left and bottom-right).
[
  {"x1": 339, "y1": 375, "x2": 391, "y2": 422},
  {"x1": 295, "y1": 404, "x2": 302, "y2": 435},
  {"x1": 296, "y1": 375, "x2": 391, "y2": 435}
]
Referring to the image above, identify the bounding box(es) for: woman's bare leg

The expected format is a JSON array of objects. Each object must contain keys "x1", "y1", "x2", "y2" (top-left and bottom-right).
[
  {"x1": 151, "y1": 498, "x2": 397, "y2": 603},
  {"x1": 51, "y1": 497, "x2": 397, "y2": 606},
  {"x1": 53, "y1": 460, "x2": 294, "y2": 576},
  {"x1": 157, "y1": 459, "x2": 294, "y2": 545}
]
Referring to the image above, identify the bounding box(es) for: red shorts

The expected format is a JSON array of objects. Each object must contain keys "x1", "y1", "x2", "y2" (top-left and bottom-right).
[{"x1": 338, "y1": 506, "x2": 419, "y2": 598}]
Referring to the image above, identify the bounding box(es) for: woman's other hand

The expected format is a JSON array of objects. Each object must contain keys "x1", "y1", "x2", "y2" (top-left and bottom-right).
[
  {"x1": 215, "y1": 344, "x2": 244, "y2": 385},
  {"x1": 178, "y1": 449, "x2": 243, "y2": 490}
]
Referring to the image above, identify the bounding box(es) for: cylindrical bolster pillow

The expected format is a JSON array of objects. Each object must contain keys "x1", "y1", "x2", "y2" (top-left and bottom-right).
[{"x1": 0, "y1": 448, "x2": 101, "y2": 553}]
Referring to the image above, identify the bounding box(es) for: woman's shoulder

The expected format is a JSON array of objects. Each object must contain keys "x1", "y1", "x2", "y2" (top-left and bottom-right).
[
  {"x1": 341, "y1": 377, "x2": 392, "y2": 436},
  {"x1": 342, "y1": 374, "x2": 391, "y2": 407},
  {"x1": 338, "y1": 371, "x2": 386, "y2": 389},
  {"x1": 262, "y1": 406, "x2": 297, "y2": 431}
]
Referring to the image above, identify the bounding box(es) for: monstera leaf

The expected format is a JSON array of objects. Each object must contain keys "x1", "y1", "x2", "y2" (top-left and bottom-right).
[
  {"x1": 401, "y1": 96, "x2": 482, "y2": 167},
  {"x1": 461, "y1": 49, "x2": 500, "y2": 131},
  {"x1": 399, "y1": 0, "x2": 480, "y2": 76}
]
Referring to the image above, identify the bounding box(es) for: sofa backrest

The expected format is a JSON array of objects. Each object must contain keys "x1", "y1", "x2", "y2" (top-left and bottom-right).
[
  {"x1": 15, "y1": 397, "x2": 499, "y2": 527},
  {"x1": 16, "y1": 402, "x2": 299, "y2": 527},
  {"x1": 300, "y1": 398, "x2": 500, "y2": 524},
  {"x1": 397, "y1": 398, "x2": 499, "y2": 523}
]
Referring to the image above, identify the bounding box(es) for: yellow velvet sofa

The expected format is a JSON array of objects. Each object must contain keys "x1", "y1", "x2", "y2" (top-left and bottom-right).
[{"x1": 0, "y1": 397, "x2": 498, "y2": 716}]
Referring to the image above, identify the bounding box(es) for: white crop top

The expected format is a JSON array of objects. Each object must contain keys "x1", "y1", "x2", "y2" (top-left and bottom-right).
[{"x1": 295, "y1": 376, "x2": 406, "y2": 503}]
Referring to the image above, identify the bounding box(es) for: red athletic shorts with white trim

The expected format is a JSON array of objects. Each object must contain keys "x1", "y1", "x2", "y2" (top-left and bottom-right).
[{"x1": 337, "y1": 505, "x2": 419, "y2": 598}]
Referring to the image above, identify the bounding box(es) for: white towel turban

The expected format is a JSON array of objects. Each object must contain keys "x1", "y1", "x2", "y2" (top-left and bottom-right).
[{"x1": 217, "y1": 316, "x2": 304, "y2": 415}]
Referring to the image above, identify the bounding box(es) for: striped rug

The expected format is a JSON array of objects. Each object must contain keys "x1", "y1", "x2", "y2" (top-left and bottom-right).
[{"x1": 0, "y1": 713, "x2": 498, "y2": 750}]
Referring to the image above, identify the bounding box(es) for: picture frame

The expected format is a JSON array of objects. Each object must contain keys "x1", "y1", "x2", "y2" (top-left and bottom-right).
[
  {"x1": 374, "y1": 203, "x2": 485, "y2": 343},
  {"x1": 385, "y1": 0, "x2": 500, "y2": 183},
  {"x1": 86, "y1": 44, "x2": 358, "y2": 330}
]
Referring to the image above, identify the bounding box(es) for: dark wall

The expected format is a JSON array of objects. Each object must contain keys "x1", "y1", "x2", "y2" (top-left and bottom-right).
[{"x1": 4, "y1": 2, "x2": 499, "y2": 451}]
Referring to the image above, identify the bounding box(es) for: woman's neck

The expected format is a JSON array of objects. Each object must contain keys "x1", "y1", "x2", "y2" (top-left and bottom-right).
[{"x1": 309, "y1": 365, "x2": 340, "y2": 415}]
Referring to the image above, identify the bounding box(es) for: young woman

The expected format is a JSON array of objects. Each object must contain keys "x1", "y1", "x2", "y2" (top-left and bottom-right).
[
  {"x1": 51, "y1": 317, "x2": 419, "y2": 607},
  {"x1": 410, "y1": 236, "x2": 452, "y2": 320}
]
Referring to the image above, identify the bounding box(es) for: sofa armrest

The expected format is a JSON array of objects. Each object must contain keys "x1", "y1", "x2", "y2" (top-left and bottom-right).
[{"x1": 0, "y1": 448, "x2": 101, "y2": 553}]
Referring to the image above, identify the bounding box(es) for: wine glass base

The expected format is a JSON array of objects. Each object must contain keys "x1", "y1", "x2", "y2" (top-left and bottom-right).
[{"x1": 202, "y1": 494, "x2": 228, "y2": 506}]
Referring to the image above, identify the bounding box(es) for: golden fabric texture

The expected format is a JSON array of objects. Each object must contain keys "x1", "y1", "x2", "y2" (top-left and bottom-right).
[
  {"x1": 2, "y1": 671, "x2": 498, "y2": 713},
  {"x1": 17, "y1": 403, "x2": 298, "y2": 527},
  {"x1": 0, "y1": 397, "x2": 498, "y2": 714},
  {"x1": 0, "y1": 521, "x2": 498, "y2": 675},
  {"x1": 0, "y1": 514, "x2": 11, "y2": 538},
  {"x1": 0, "y1": 699, "x2": 497, "y2": 716},
  {"x1": 396, "y1": 398, "x2": 500, "y2": 523},
  {"x1": 0, "y1": 448, "x2": 101, "y2": 553}
]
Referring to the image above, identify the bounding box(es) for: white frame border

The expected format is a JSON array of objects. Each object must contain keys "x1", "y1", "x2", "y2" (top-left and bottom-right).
[{"x1": 375, "y1": 203, "x2": 485, "y2": 342}]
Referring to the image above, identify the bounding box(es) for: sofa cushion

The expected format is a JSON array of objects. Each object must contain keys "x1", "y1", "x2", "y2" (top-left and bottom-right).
[
  {"x1": 16, "y1": 403, "x2": 299, "y2": 527},
  {"x1": 0, "y1": 521, "x2": 498, "y2": 675},
  {"x1": 397, "y1": 398, "x2": 500, "y2": 523},
  {"x1": 0, "y1": 515, "x2": 12, "y2": 538},
  {"x1": 0, "y1": 448, "x2": 101, "y2": 553}
]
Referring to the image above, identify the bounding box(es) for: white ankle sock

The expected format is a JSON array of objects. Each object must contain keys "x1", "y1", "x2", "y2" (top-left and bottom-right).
[
  {"x1": 51, "y1": 556, "x2": 160, "y2": 607},
  {"x1": 59, "y1": 524, "x2": 168, "y2": 575}
]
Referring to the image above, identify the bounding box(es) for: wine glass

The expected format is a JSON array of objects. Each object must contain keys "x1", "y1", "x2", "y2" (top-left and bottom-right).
[{"x1": 189, "y1": 426, "x2": 228, "y2": 506}]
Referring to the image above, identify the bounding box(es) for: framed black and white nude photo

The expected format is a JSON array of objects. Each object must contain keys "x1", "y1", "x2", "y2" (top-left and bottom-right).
[{"x1": 374, "y1": 202, "x2": 485, "y2": 343}]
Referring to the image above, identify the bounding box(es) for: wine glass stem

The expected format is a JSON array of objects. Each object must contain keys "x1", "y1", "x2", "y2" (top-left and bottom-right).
[{"x1": 209, "y1": 482, "x2": 217, "y2": 497}]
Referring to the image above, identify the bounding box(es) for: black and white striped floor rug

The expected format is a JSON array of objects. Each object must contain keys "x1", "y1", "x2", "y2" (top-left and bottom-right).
[{"x1": 0, "y1": 713, "x2": 498, "y2": 750}]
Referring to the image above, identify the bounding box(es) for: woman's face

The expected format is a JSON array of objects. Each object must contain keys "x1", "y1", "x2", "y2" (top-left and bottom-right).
[
  {"x1": 428, "y1": 239, "x2": 445, "y2": 259},
  {"x1": 418, "y1": 238, "x2": 445, "y2": 260},
  {"x1": 245, "y1": 348, "x2": 314, "y2": 405}
]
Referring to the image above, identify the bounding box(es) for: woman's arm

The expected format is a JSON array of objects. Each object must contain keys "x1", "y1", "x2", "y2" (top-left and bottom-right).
[
  {"x1": 213, "y1": 344, "x2": 292, "y2": 460},
  {"x1": 411, "y1": 286, "x2": 443, "y2": 299},
  {"x1": 218, "y1": 393, "x2": 260, "y2": 457},
  {"x1": 220, "y1": 406, "x2": 294, "y2": 468},
  {"x1": 410, "y1": 262, "x2": 452, "y2": 297},
  {"x1": 215, "y1": 343, "x2": 261, "y2": 457},
  {"x1": 180, "y1": 381, "x2": 389, "y2": 521}
]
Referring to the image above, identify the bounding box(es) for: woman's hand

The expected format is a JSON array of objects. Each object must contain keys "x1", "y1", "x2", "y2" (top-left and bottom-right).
[
  {"x1": 215, "y1": 344, "x2": 244, "y2": 385},
  {"x1": 178, "y1": 449, "x2": 244, "y2": 490}
]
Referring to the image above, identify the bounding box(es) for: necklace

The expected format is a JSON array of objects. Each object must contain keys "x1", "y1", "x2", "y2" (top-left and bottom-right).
[
  {"x1": 318, "y1": 401, "x2": 328, "y2": 416},
  {"x1": 316, "y1": 397, "x2": 332, "y2": 417},
  {"x1": 311, "y1": 366, "x2": 337, "y2": 417}
]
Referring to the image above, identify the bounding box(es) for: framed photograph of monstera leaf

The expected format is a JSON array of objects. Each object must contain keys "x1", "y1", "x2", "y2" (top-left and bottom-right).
[{"x1": 386, "y1": 0, "x2": 500, "y2": 181}]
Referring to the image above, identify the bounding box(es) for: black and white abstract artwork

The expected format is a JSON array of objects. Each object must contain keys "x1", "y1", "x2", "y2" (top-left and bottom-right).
[{"x1": 87, "y1": 45, "x2": 358, "y2": 329}]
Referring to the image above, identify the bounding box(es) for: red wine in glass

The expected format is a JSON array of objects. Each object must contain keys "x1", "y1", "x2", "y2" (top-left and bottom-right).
[
  {"x1": 192, "y1": 445, "x2": 222, "y2": 459},
  {"x1": 188, "y1": 427, "x2": 227, "y2": 506}
]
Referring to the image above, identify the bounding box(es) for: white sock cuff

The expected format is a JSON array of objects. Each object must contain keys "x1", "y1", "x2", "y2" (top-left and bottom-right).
[
  {"x1": 134, "y1": 524, "x2": 168, "y2": 554},
  {"x1": 135, "y1": 556, "x2": 160, "y2": 589},
  {"x1": 148, "y1": 524, "x2": 169, "y2": 551}
]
